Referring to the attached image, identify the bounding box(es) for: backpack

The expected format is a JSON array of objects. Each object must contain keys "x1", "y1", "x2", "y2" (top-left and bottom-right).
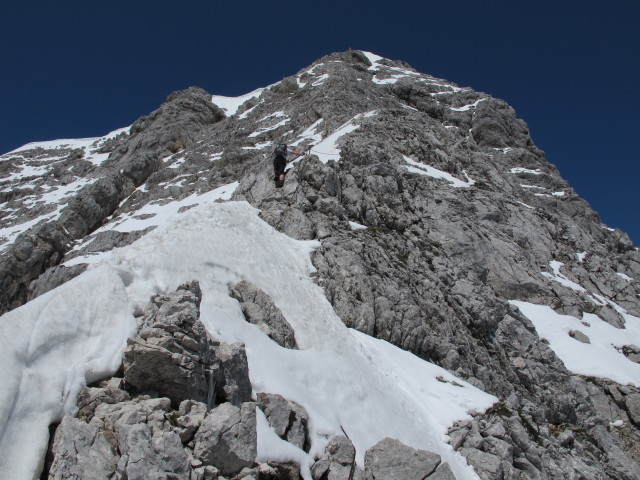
[{"x1": 273, "y1": 143, "x2": 288, "y2": 158}]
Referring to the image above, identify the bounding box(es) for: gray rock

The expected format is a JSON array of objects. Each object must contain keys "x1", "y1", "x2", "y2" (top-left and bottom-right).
[
  {"x1": 193, "y1": 402, "x2": 258, "y2": 476},
  {"x1": 27, "y1": 263, "x2": 87, "y2": 300},
  {"x1": 77, "y1": 377, "x2": 130, "y2": 422},
  {"x1": 257, "y1": 392, "x2": 309, "y2": 451},
  {"x1": 115, "y1": 423, "x2": 190, "y2": 480},
  {"x1": 428, "y1": 462, "x2": 456, "y2": 480},
  {"x1": 459, "y1": 448, "x2": 503, "y2": 480},
  {"x1": 257, "y1": 462, "x2": 301, "y2": 479},
  {"x1": 568, "y1": 329, "x2": 591, "y2": 344},
  {"x1": 229, "y1": 280, "x2": 298, "y2": 349},
  {"x1": 216, "y1": 342, "x2": 252, "y2": 406},
  {"x1": 174, "y1": 399, "x2": 208, "y2": 443},
  {"x1": 312, "y1": 435, "x2": 356, "y2": 480},
  {"x1": 48, "y1": 416, "x2": 118, "y2": 480},
  {"x1": 124, "y1": 281, "x2": 220, "y2": 408},
  {"x1": 364, "y1": 437, "x2": 440, "y2": 480},
  {"x1": 624, "y1": 393, "x2": 640, "y2": 426},
  {"x1": 191, "y1": 465, "x2": 220, "y2": 480}
]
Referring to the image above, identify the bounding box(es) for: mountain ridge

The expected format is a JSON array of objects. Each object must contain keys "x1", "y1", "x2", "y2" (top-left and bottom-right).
[{"x1": 1, "y1": 50, "x2": 640, "y2": 480}]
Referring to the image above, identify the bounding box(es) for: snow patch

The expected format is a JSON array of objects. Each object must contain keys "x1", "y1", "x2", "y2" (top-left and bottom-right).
[
  {"x1": 511, "y1": 300, "x2": 640, "y2": 386},
  {"x1": 403, "y1": 156, "x2": 475, "y2": 188},
  {"x1": 449, "y1": 99, "x2": 485, "y2": 112},
  {"x1": 509, "y1": 167, "x2": 544, "y2": 175},
  {"x1": 0, "y1": 265, "x2": 136, "y2": 479},
  {"x1": 212, "y1": 87, "x2": 264, "y2": 116},
  {"x1": 308, "y1": 112, "x2": 377, "y2": 164},
  {"x1": 616, "y1": 272, "x2": 634, "y2": 282},
  {"x1": 516, "y1": 201, "x2": 535, "y2": 210},
  {"x1": 349, "y1": 221, "x2": 368, "y2": 230},
  {"x1": 312, "y1": 74, "x2": 330, "y2": 86},
  {"x1": 256, "y1": 408, "x2": 313, "y2": 479},
  {"x1": 249, "y1": 118, "x2": 291, "y2": 138},
  {"x1": 576, "y1": 251, "x2": 587, "y2": 263}
]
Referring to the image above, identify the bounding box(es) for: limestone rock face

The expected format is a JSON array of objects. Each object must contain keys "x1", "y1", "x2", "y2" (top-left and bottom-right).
[
  {"x1": 257, "y1": 392, "x2": 309, "y2": 451},
  {"x1": 0, "y1": 87, "x2": 225, "y2": 314},
  {"x1": 124, "y1": 281, "x2": 220, "y2": 408},
  {"x1": 5, "y1": 50, "x2": 640, "y2": 479},
  {"x1": 48, "y1": 416, "x2": 118, "y2": 480},
  {"x1": 229, "y1": 280, "x2": 298, "y2": 349},
  {"x1": 215, "y1": 342, "x2": 253, "y2": 406},
  {"x1": 193, "y1": 402, "x2": 258, "y2": 476}
]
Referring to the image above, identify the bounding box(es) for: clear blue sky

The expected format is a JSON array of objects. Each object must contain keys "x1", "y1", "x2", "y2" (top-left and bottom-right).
[{"x1": 2, "y1": 1, "x2": 638, "y2": 244}]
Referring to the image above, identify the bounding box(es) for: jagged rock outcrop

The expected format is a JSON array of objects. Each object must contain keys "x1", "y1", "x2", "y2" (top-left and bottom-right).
[
  {"x1": 193, "y1": 401, "x2": 258, "y2": 476},
  {"x1": 44, "y1": 283, "x2": 308, "y2": 480},
  {"x1": 0, "y1": 87, "x2": 225, "y2": 314},
  {"x1": 257, "y1": 392, "x2": 309, "y2": 451},
  {"x1": 364, "y1": 437, "x2": 443, "y2": 479},
  {"x1": 123, "y1": 281, "x2": 221, "y2": 408},
  {"x1": 229, "y1": 280, "x2": 298, "y2": 349},
  {"x1": 311, "y1": 435, "x2": 357, "y2": 480}
]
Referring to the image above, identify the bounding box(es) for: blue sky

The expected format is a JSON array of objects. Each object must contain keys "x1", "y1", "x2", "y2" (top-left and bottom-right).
[{"x1": 1, "y1": 1, "x2": 638, "y2": 244}]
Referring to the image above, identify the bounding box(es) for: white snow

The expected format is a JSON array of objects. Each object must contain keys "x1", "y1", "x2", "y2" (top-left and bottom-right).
[
  {"x1": 5, "y1": 125, "x2": 131, "y2": 156},
  {"x1": 349, "y1": 221, "x2": 368, "y2": 230},
  {"x1": 516, "y1": 201, "x2": 535, "y2": 210},
  {"x1": 616, "y1": 272, "x2": 634, "y2": 282},
  {"x1": 403, "y1": 156, "x2": 475, "y2": 188},
  {"x1": 291, "y1": 119, "x2": 324, "y2": 147},
  {"x1": 308, "y1": 111, "x2": 376, "y2": 164},
  {"x1": 249, "y1": 118, "x2": 291, "y2": 138},
  {"x1": 312, "y1": 74, "x2": 330, "y2": 86},
  {"x1": 238, "y1": 101, "x2": 262, "y2": 120},
  {"x1": 494, "y1": 147, "x2": 514, "y2": 154},
  {"x1": 372, "y1": 76, "x2": 402, "y2": 85},
  {"x1": 610, "y1": 420, "x2": 625, "y2": 427},
  {"x1": 6, "y1": 136, "x2": 100, "y2": 155},
  {"x1": 243, "y1": 141, "x2": 272, "y2": 151},
  {"x1": 509, "y1": 167, "x2": 544, "y2": 175},
  {"x1": 552, "y1": 191, "x2": 565, "y2": 197},
  {"x1": 510, "y1": 300, "x2": 640, "y2": 386},
  {"x1": 449, "y1": 99, "x2": 485, "y2": 112},
  {"x1": 212, "y1": 87, "x2": 265, "y2": 116},
  {"x1": 0, "y1": 177, "x2": 98, "y2": 253},
  {"x1": 361, "y1": 51, "x2": 383, "y2": 65},
  {"x1": 79, "y1": 182, "x2": 239, "y2": 236},
  {"x1": 0, "y1": 194, "x2": 498, "y2": 480},
  {"x1": 576, "y1": 251, "x2": 588, "y2": 263},
  {"x1": 260, "y1": 111, "x2": 287, "y2": 122},
  {"x1": 540, "y1": 261, "x2": 598, "y2": 299},
  {"x1": 520, "y1": 184, "x2": 546, "y2": 190},
  {"x1": 0, "y1": 265, "x2": 136, "y2": 479}
]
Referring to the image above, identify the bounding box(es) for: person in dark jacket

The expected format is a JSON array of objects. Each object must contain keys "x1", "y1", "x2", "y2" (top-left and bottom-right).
[{"x1": 273, "y1": 143, "x2": 303, "y2": 184}]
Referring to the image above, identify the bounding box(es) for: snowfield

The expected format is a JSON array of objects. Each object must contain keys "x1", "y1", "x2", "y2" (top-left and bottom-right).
[{"x1": 0, "y1": 192, "x2": 497, "y2": 480}]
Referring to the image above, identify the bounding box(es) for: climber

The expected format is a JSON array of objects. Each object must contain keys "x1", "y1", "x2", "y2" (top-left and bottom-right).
[{"x1": 272, "y1": 143, "x2": 303, "y2": 188}]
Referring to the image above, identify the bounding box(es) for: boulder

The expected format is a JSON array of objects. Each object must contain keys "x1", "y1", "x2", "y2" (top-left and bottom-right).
[
  {"x1": 193, "y1": 402, "x2": 258, "y2": 476},
  {"x1": 124, "y1": 281, "x2": 220, "y2": 408},
  {"x1": 257, "y1": 392, "x2": 309, "y2": 451},
  {"x1": 364, "y1": 438, "x2": 440, "y2": 480},
  {"x1": 229, "y1": 280, "x2": 298, "y2": 349},
  {"x1": 48, "y1": 416, "x2": 118, "y2": 480},
  {"x1": 312, "y1": 435, "x2": 356, "y2": 480}
]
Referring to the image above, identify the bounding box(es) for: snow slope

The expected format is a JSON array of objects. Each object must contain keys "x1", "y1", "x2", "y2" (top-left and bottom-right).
[{"x1": 0, "y1": 192, "x2": 496, "y2": 480}]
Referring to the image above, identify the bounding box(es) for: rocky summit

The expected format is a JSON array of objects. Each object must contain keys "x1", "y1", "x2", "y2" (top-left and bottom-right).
[{"x1": 1, "y1": 50, "x2": 639, "y2": 480}]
